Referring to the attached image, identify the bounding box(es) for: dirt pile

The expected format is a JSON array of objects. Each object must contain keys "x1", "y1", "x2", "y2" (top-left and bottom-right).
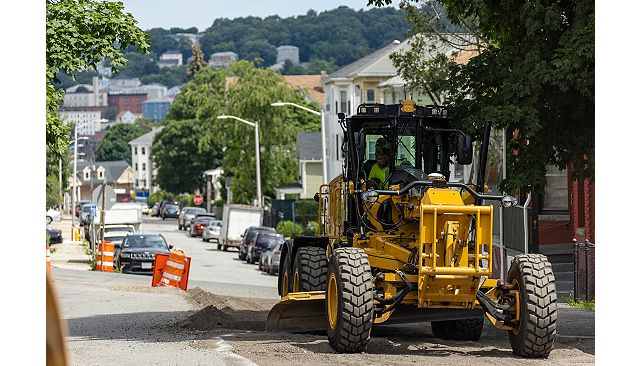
[{"x1": 178, "y1": 287, "x2": 278, "y2": 331}]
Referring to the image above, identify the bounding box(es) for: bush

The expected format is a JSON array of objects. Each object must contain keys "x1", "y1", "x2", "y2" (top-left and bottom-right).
[
  {"x1": 276, "y1": 220, "x2": 304, "y2": 238},
  {"x1": 149, "y1": 190, "x2": 174, "y2": 206}
]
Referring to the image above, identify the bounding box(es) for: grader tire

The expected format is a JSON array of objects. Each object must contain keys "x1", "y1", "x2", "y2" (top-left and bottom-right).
[
  {"x1": 431, "y1": 317, "x2": 484, "y2": 341},
  {"x1": 508, "y1": 254, "x2": 557, "y2": 358},
  {"x1": 293, "y1": 247, "x2": 327, "y2": 292},
  {"x1": 279, "y1": 251, "x2": 292, "y2": 296},
  {"x1": 326, "y1": 248, "x2": 374, "y2": 353}
]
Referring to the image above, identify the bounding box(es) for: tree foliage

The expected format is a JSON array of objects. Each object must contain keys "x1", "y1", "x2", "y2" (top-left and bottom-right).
[
  {"x1": 96, "y1": 122, "x2": 151, "y2": 164},
  {"x1": 370, "y1": 0, "x2": 594, "y2": 192},
  {"x1": 276, "y1": 220, "x2": 304, "y2": 238},
  {"x1": 187, "y1": 41, "x2": 208, "y2": 77},
  {"x1": 46, "y1": 0, "x2": 149, "y2": 156},
  {"x1": 153, "y1": 62, "x2": 319, "y2": 201}
]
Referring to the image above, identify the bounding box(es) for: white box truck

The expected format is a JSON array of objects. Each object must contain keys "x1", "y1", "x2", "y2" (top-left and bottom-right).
[{"x1": 219, "y1": 204, "x2": 263, "y2": 251}]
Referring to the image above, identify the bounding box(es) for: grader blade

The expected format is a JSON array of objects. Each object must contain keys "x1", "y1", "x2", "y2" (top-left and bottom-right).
[{"x1": 265, "y1": 291, "x2": 326, "y2": 333}]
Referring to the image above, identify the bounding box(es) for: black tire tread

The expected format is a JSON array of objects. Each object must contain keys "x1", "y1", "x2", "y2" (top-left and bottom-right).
[
  {"x1": 294, "y1": 247, "x2": 328, "y2": 292},
  {"x1": 508, "y1": 253, "x2": 557, "y2": 358},
  {"x1": 327, "y1": 247, "x2": 374, "y2": 353}
]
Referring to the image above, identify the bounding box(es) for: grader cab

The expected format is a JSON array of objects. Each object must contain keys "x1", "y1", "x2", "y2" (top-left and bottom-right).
[{"x1": 266, "y1": 101, "x2": 557, "y2": 358}]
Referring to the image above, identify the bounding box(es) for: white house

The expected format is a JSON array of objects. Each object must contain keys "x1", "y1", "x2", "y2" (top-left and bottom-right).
[
  {"x1": 63, "y1": 76, "x2": 108, "y2": 107},
  {"x1": 115, "y1": 110, "x2": 141, "y2": 124},
  {"x1": 158, "y1": 50, "x2": 183, "y2": 68},
  {"x1": 128, "y1": 127, "x2": 163, "y2": 194}
]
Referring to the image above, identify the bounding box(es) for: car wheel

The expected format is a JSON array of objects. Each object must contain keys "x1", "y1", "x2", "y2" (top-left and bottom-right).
[
  {"x1": 46, "y1": 216, "x2": 53, "y2": 224},
  {"x1": 218, "y1": 243, "x2": 222, "y2": 251},
  {"x1": 223, "y1": 245, "x2": 228, "y2": 251}
]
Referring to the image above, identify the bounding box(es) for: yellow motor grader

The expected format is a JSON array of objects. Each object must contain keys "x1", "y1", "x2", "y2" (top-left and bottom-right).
[{"x1": 266, "y1": 101, "x2": 557, "y2": 358}]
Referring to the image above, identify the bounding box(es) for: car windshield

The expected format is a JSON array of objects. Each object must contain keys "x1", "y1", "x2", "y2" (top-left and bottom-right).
[
  {"x1": 82, "y1": 206, "x2": 93, "y2": 212},
  {"x1": 123, "y1": 235, "x2": 167, "y2": 249},
  {"x1": 257, "y1": 235, "x2": 284, "y2": 246},
  {"x1": 165, "y1": 204, "x2": 178, "y2": 210},
  {"x1": 196, "y1": 217, "x2": 214, "y2": 224},
  {"x1": 105, "y1": 226, "x2": 134, "y2": 233},
  {"x1": 186, "y1": 208, "x2": 206, "y2": 215},
  {"x1": 209, "y1": 220, "x2": 222, "y2": 227}
]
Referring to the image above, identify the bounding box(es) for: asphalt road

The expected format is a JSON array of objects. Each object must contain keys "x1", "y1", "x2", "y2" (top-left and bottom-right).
[
  {"x1": 52, "y1": 215, "x2": 595, "y2": 365},
  {"x1": 140, "y1": 215, "x2": 279, "y2": 299}
]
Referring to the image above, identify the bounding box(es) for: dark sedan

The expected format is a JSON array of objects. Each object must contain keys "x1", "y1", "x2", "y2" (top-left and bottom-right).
[
  {"x1": 47, "y1": 226, "x2": 63, "y2": 244},
  {"x1": 116, "y1": 234, "x2": 172, "y2": 275},
  {"x1": 161, "y1": 203, "x2": 180, "y2": 219},
  {"x1": 247, "y1": 233, "x2": 284, "y2": 264}
]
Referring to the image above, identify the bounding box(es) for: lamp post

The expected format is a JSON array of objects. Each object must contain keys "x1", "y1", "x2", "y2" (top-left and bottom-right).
[
  {"x1": 70, "y1": 122, "x2": 91, "y2": 240},
  {"x1": 271, "y1": 102, "x2": 327, "y2": 184},
  {"x1": 217, "y1": 115, "x2": 262, "y2": 207}
]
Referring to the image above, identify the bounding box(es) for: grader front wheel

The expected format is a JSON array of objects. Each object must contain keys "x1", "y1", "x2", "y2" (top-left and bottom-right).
[
  {"x1": 508, "y1": 254, "x2": 557, "y2": 358},
  {"x1": 326, "y1": 248, "x2": 374, "y2": 353}
]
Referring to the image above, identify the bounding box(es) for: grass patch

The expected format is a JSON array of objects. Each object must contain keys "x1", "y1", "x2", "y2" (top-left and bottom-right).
[{"x1": 568, "y1": 298, "x2": 595, "y2": 311}]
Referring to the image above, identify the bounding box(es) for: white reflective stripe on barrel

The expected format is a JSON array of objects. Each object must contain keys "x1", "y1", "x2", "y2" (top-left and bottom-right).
[
  {"x1": 165, "y1": 260, "x2": 184, "y2": 270},
  {"x1": 162, "y1": 272, "x2": 181, "y2": 282}
]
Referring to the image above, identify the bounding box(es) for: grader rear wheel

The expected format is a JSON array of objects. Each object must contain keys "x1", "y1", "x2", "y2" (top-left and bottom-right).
[
  {"x1": 293, "y1": 247, "x2": 327, "y2": 292},
  {"x1": 326, "y1": 248, "x2": 374, "y2": 353},
  {"x1": 279, "y1": 251, "x2": 292, "y2": 296},
  {"x1": 431, "y1": 318, "x2": 484, "y2": 341},
  {"x1": 508, "y1": 254, "x2": 557, "y2": 358}
]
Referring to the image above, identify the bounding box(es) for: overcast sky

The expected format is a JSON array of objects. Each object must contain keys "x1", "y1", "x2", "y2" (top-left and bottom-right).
[{"x1": 120, "y1": 0, "x2": 380, "y2": 31}]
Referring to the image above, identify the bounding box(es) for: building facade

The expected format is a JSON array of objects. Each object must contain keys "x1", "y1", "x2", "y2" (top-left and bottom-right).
[
  {"x1": 158, "y1": 50, "x2": 183, "y2": 67},
  {"x1": 107, "y1": 93, "x2": 147, "y2": 115},
  {"x1": 209, "y1": 51, "x2": 238, "y2": 68},
  {"x1": 128, "y1": 128, "x2": 163, "y2": 194},
  {"x1": 142, "y1": 98, "x2": 173, "y2": 121},
  {"x1": 58, "y1": 110, "x2": 103, "y2": 136}
]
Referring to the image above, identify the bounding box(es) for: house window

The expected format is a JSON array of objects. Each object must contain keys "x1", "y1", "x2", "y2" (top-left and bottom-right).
[
  {"x1": 366, "y1": 89, "x2": 375, "y2": 102},
  {"x1": 98, "y1": 170, "x2": 104, "y2": 180},
  {"x1": 340, "y1": 91, "x2": 347, "y2": 113},
  {"x1": 135, "y1": 179, "x2": 139, "y2": 187},
  {"x1": 142, "y1": 163, "x2": 146, "y2": 171},
  {"x1": 135, "y1": 163, "x2": 138, "y2": 171},
  {"x1": 141, "y1": 147, "x2": 146, "y2": 155},
  {"x1": 134, "y1": 147, "x2": 138, "y2": 155},
  {"x1": 541, "y1": 165, "x2": 568, "y2": 212},
  {"x1": 84, "y1": 171, "x2": 90, "y2": 180}
]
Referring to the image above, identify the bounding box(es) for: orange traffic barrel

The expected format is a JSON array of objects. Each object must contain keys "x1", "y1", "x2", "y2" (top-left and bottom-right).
[
  {"x1": 96, "y1": 240, "x2": 114, "y2": 272},
  {"x1": 151, "y1": 249, "x2": 191, "y2": 290},
  {"x1": 46, "y1": 243, "x2": 52, "y2": 272}
]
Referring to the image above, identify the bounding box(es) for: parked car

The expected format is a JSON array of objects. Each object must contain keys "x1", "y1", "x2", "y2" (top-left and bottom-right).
[
  {"x1": 46, "y1": 226, "x2": 63, "y2": 244},
  {"x1": 115, "y1": 234, "x2": 172, "y2": 274},
  {"x1": 75, "y1": 200, "x2": 91, "y2": 217},
  {"x1": 138, "y1": 202, "x2": 150, "y2": 215},
  {"x1": 202, "y1": 219, "x2": 223, "y2": 243},
  {"x1": 80, "y1": 204, "x2": 96, "y2": 226},
  {"x1": 238, "y1": 226, "x2": 276, "y2": 261},
  {"x1": 161, "y1": 203, "x2": 180, "y2": 219},
  {"x1": 178, "y1": 207, "x2": 207, "y2": 230},
  {"x1": 46, "y1": 208, "x2": 61, "y2": 224},
  {"x1": 189, "y1": 216, "x2": 215, "y2": 237},
  {"x1": 259, "y1": 240, "x2": 284, "y2": 275},
  {"x1": 246, "y1": 232, "x2": 284, "y2": 265},
  {"x1": 104, "y1": 231, "x2": 130, "y2": 266},
  {"x1": 151, "y1": 202, "x2": 160, "y2": 217}
]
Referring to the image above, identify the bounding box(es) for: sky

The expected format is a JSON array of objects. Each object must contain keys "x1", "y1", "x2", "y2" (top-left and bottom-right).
[{"x1": 120, "y1": 0, "x2": 379, "y2": 32}]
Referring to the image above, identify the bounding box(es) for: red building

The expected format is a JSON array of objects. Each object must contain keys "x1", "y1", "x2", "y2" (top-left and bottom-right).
[{"x1": 108, "y1": 93, "x2": 147, "y2": 115}]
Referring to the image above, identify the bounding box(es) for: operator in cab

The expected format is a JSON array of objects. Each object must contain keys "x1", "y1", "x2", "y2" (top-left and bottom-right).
[{"x1": 367, "y1": 138, "x2": 391, "y2": 189}]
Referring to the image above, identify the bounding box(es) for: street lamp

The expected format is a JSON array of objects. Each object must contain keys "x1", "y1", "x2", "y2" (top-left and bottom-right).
[
  {"x1": 271, "y1": 102, "x2": 327, "y2": 184},
  {"x1": 70, "y1": 121, "x2": 91, "y2": 239},
  {"x1": 216, "y1": 115, "x2": 262, "y2": 207}
]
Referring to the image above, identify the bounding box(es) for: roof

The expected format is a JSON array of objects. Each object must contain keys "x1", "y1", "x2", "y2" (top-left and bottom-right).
[
  {"x1": 322, "y1": 40, "x2": 407, "y2": 82},
  {"x1": 128, "y1": 127, "x2": 163, "y2": 145},
  {"x1": 297, "y1": 131, "x2": 322, "y2": 161},
  {"x1": 142, "y1": 97, "x2": 173, "y2": 104},
  {"x1": 210, "y1": 51, "x2": 238, "y2": 57},
  {"x1": 226, "y1": 75, "x2": 324, "y2": 107},
  {"x1": 76, "y1": 160, "x2": 131, "y2": 184},
  {"x1": 163, "y1": 50, "x2": 182, "y2": 55}
]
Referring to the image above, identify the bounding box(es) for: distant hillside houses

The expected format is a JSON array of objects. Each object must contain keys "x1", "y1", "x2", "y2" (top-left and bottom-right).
[
  {"x1": 209, "y1": 51, "x2": 238, "y2": 68},
  {"x1": 158, "y1": 50, "x2": 183, "y2": 68}
]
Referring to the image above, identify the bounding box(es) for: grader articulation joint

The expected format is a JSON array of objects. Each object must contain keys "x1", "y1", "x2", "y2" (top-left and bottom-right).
[{"x1": 266, "y1": 101, "x2": 558, "y2": 358}]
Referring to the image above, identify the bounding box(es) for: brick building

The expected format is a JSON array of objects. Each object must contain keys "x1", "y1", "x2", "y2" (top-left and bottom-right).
[{"x1": 107, "y1": 93, "x2": 147, "y2": 115}]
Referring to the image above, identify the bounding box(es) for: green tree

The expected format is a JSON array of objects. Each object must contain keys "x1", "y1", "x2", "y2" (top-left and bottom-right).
[
  {"x1": 187, "y1": 41, "x2": 208, "y2": 77},
  {"x1": 370, "y1": 0, "x2": 594, "y2": 192},
  {"x1": 113, "y1": 52, "x2": 159, "y2": 77},
  {"x1": 276, "y1": 220, "x2": 304, "y2": 238},
  {"x1": 96, "y1": 123, "x2": 151, "y2": 164},
  {"x1": 46, "y1": 174, "x2": 62, "y2": 209},
  {"x1": 46, "y1": 0, "x2": 149, "y2": 156},
  {"x1": 152, "y1": 119, "x2": 223, "y2": 193}
]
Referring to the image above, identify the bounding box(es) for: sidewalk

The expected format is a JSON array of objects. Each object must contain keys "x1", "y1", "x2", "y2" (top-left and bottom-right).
[{"x1": 49, "y1": 213, "x2": 91, "y2": 271}]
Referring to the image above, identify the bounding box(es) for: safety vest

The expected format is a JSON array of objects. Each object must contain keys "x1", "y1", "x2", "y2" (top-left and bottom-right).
[{"x1": 368, "y1": 163, "x2": 389, "y2": 189}]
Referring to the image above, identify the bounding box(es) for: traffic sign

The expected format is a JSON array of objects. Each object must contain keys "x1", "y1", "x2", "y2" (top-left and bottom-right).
[
  {"x1": 92, "y1": 185, "x2": 117, "y2": 210},
  {"x1": 193, "y1": 195, "x2": 203, "y2": 205}
]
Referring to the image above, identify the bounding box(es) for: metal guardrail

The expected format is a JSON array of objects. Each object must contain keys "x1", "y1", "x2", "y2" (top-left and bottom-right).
[{"x1": 573, "y1": 239, "x2": 595, "y2": 302}]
